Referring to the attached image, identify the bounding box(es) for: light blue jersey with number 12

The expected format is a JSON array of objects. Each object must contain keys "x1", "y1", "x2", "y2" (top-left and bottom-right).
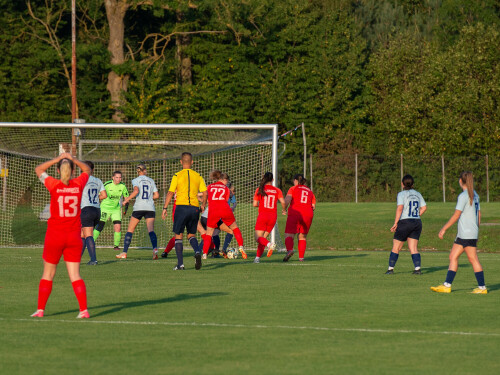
[
  {"x1": 81, "y1": 175, "x2": 105, "y2": 209},
  {"x1": 397, "y1": 189, "x2": 426, "y2": 220},
  {"x1": 132, "y1": 175, "x2": 158, "y2": 212}
]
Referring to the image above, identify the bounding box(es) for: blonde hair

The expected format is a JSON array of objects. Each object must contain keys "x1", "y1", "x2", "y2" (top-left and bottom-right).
[
  {"x1": 58, "y1": 159, "x2": 73, "y2": 185},
  {"x1": 460, "y1": 171, "x2": 474, "y2": 205}
]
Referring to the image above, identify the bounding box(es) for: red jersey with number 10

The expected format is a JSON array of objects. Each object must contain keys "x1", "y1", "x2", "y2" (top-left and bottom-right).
[
  {"x1": 254, "y1": 185, "x2": 284, "y2": 214},
  {"x1": 207, "y1": 182, "x2": 230, "y2": 210},
  {"x1": 44, "y1": 173, "x2": 89, "y2": 229},
  {"x1": 287, "y1": 185, "x2": 316, "y2": 217}
]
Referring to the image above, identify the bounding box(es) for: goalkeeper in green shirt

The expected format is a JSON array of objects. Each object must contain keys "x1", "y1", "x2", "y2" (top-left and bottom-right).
[{"x1": 93, "y1": 171, "x2": 130, "y2": 250}]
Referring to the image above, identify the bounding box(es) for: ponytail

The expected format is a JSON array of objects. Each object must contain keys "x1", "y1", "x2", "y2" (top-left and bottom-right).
[
  {"x1": 210, "y1": 170, "x2": 222, "y2": 181},
  {"x1": 58, "y1": 159, "x2": 74, "y2": 185},
  {"x1": 402, "y1": 174, "x2": 414, "y2": 190},
  {"x1": 460, "y1": 171, "x2": 474, "y2": 205},
  {"x1": 293, "y1": 174, "x2": 307, "y2": 186},
  {"x1": 259, "y1": 172, "x2": 273, "y2": 197}
]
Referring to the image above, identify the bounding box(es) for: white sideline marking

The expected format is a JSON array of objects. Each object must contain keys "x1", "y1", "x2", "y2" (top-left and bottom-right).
[{"x1": 2, "y1": 318, "x2": 499, "y2": 337}]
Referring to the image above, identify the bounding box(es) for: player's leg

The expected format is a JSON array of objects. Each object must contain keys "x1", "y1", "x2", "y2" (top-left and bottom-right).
[
  {"x1": 407, "y1": 238, "x2": 421, "y2": 274},
  {"x1": 82, "y1": 226, "x2": 97, "y2": 264},
  {"x1": 185, "y1": 207, "x2": 201, "y2": 269},
  {"x1": 254, "y1": 229, "x2": 266, "y2": 261},
  {"x1": 218, "y1": 223, "x2": 233, "y2": 257},
  {"x1": 464, "y1": 245, "x2": 487, "y2": 293},
  {"x1": 172, "y1": 206, "x2": 186, "y2": 270},
  {"x1": 145, "y1": 214, "x2": 158, "y2": 259},
  {"x1": 93, "y1": 210, "x2": 108, "y2": 241},
  {"x1": 431, "y1": 243, "x2": 464, "y2": 293},
  {"x1": 65, "y1": 261, "x2": 89, "y2": 318},
  {"x1": 110, "y1": 209, "x2": 123, "y2": 250},
  {"x1": 228, "y1": 221, "x2": 246, "y2": 259},
  {"x1": 32, "y1": 261, "x2": 58, "y2": 317},
  {"x1": 386, "y1": 239, "x2": 404, "y2": 274},
  {"x1": 297, "y1": 232, "x2": 307, "y2": 261},
  {"x1": 116, "y1": 214, "x2": 140, "y2": 258},
  {"x1": 202, "y1": 227, "x2": 215, "y2": 255}
]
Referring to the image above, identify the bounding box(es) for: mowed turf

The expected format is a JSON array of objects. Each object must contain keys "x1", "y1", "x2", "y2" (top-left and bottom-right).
[{"x1": 1, "y1": 203, "x2": 499, "y2": 374}]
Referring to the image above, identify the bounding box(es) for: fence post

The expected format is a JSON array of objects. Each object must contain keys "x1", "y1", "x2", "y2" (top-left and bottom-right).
[
  {"x1": 302, "y1": 122, "x2": 307, "y2": 177},
  {"x1": 355, "y1": 153, "x2": 358, "y2": 203},
  {"x1": 441, "y1": 154, "x2": 446, "y2": 203},
  {"x1": 400, "y1": 154, "x2": 403, "y2": 190},
  {"x1": 309, "y1": 154, "x2": 313, "y2": 191},
  {"x1": 486, "y1": 154, "x2": 489, "y2": 203}
]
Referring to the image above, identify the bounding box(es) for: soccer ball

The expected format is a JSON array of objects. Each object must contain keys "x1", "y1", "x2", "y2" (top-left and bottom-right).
[{"x1": 227, "y1": 248, "x2": 237, "y2": 259}]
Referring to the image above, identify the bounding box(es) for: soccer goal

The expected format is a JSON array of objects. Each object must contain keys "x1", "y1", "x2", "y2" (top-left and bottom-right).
[{"x1": 0, "y1": 123, "x2": 283, "y2": 251}]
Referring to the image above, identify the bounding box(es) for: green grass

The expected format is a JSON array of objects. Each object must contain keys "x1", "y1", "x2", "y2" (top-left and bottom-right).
[
  {"x1": 1, "y1": 202, "x2": 499, "y2": 374},
  {"x1": 1, "y1": 248, "x2": 500, "y2": 374}
]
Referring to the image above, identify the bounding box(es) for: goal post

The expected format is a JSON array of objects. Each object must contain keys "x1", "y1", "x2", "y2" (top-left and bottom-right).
[{"x1": 0, "y1": 123, "x2": 283, "y2": 251}]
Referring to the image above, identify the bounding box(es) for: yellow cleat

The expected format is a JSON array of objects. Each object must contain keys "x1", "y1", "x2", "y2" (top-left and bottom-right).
[
  {"x1": 430, "y1": 284, "x2": 451, "y2": 293},
  {"x1": 471, "y1": 287, "x2": 488, "y2": 294}
]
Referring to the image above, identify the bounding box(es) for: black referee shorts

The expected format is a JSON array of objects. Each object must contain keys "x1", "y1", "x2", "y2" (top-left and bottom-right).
[
  {"x1": 173, "y1": 205, "x2": 200, "y2": 235},
  {"x1": 394, "y1": 219, "x2": 422, "y2": 241},
  {"x1": 81, "y1": 206, "x2": 100, "y2": 228}
]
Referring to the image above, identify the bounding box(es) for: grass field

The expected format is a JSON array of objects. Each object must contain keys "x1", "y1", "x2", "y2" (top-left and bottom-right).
[{"x1": 1, "y1": 203, "x2": 499, "y2": 374}]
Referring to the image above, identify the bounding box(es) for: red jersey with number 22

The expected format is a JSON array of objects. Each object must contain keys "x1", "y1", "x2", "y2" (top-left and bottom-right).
[
  {"x1": 287, "y1": 185, "x2": 316, "y2": 217},
  {"x1": 254, "y1": 185, "x2": 284, "y2": 215},
  {"x1": 207, "y1": 182, "x2": 235, "y2": 227},
  {"x1": 44, "y1": 173, "x2": 89, "y2": 230}
]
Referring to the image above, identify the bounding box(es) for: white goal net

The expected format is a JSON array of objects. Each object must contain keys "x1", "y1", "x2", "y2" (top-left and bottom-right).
[{"x1": 0, "y1": 123, "x2": 283, "y2": 251}]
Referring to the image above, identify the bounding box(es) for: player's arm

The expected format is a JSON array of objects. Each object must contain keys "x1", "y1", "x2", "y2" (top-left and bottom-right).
[
  {"x1": 438, "y1": 210, "x2": 462, "y2": 239},
  {"x1": 478, "y1": 209, "x2": 481, "y2": 226},
  {"x1": 253, "y1": 199, "x2": 259, "y2": 207},
  {"x1": 99, "y1": 188, "x2": 107, "y2": 200},
  {"x1": 123, "y1": 186, "x2": 139, "y2": 206},
  {"x1": 311, "y1": 194, "x2": 316, "y2": 211},
  {"x1": 284, "y1": 195, "x2": 292, "y2": 211},
  {"x1": 35, "y1": 153, "x2": 74, "y2": 177},
  {"x1": 419, "y1": 205, "x2": 427, "y2": 216},
  {"x1": 200, "y1": 191, "x2": 208, "y2": 212},
  {"x1": 162, "y1": 191, "x2": 175, "y2": 220},
  {"x1": 153, "y1": 191, "x2": 160, "y2": 200},
  {"x1": 390, "y1": 205, "x2": 404, "y2": 232}
]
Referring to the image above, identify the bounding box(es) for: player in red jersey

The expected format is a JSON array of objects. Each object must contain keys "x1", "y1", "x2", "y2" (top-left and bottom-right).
[
  {"x1": 202, "y1": 171, "x2": 246, "y2": 259},
  {"x1": 283, "y1": 174, "x2": 316, "y2": 262},
  {"x1": 252, "y1": 172, "x2": 286, "y2": 263},
  {"x1": 161, "y1": 194, "x2": 176, "y2": 258},
  {"x1": 31, "y1": 153, "x2": 92, "y2": 319}
]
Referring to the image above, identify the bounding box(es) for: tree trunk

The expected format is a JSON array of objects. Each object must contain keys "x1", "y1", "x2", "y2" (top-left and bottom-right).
[
  {"x1": 104, "y1": 0, "x2": 130, "y2": 122},
  {"x1": 176, "y1": 10, "x2": 192, "y2": 86}
]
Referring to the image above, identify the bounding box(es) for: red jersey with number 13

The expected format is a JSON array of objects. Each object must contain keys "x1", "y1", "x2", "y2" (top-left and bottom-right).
[
  {"x1": 254, "y1": 185, "x2": 284, "y2": 215},
  {"x1": 207, "y1": 182, "x2": 230, "y2": 210},
  {"x1": 287, "y1": 185, "x2": 316, "y2": 216},
  {"x1": 44, "y1": 173, "x2": 89, "y2": 230}
]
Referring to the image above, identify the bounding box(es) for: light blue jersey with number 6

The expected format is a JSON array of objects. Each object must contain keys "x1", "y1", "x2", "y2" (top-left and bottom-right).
[
  {"x1": 456, "y1": 190, "x2": 480, "y2": 239},
  {"x1": 397, "y1": 189, "x2": 426, "y2": 220},
  {"x1": 132, "y1": 175, "x2": 158, "y2": 212},
  {"x1": 81, "y1": 175, "x2": 105, "y2": 209}
]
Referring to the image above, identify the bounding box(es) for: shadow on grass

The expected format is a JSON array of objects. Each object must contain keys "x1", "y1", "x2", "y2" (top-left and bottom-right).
[
  {"x1": 423, "y1": 263, "x2": 471, "y2": 274},
  {"x1": 48, "y1": 292, "x2": 227, "y2": 318},
  {"x1": 486, "y1": 283, "x2": 500, "y2": 292}
]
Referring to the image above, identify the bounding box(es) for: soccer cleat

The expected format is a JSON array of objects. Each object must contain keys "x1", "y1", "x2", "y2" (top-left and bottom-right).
[
  {"x1": 253, "y1": 258, "x2": 260, "y2": 264},
  {"x1": 212, "y1": 252, "x2": 221, "y2": 258},
  {"x1": 283, "y1": 250, "x2": 294, "y2": 262},
  {"x1": 31, "y1": 309, "x2": 44, "y2": 318},
  {"x1": 161, "y1": 251, "x2": 168, "y2": 258},
  {"x1": 173, "y1": 265, "x2": 185, "y2": 271},
  {"x1": 152, "y1": 249, "x2": 158, "y2": 260},
  {"x1": 222, "y1": 251, "x2": 228, "y2": 259},
  {"x1": 266, "y1": 243, "x2": 276, "y2": 257},
  {"x1": 299, "y1": 258, "x2": 305, "y2": 262},
  {"x1": 202, "y1": 253, "x2": 207, "y2": 260},
  {"x1": 116, "y1": 252, "x2": 127, "y2": 259},
  {"x1": 430, "y1": 284, "x2": 451, "y2": 293},
  {"x1": 471, "y1": 287, "x2": 488, "y2": 294},
  {"x1": 412, "y1": 269, "x2": 422, "y2": 275},
  {"x1": 77, "y1": 309, "x2": 90, "y2": 319},
  {"x1": 195, "y1": 252, "x2": 202, "y2": 270},
  {"x1": 87, "y1": 260, "x2": 98, "y2": 266},
  {"x1": 113, "y1": 246, "x2": 120, "y2": 251},
  {"x1": 385, "y1": 269, "x2": 394, "y2": 275},
  {"x1": 239, "y1": 246, "x2": 247, "y2": 259}
]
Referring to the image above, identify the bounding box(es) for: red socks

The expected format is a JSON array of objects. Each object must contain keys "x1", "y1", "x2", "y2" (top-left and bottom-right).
[
  {"x1": 233, "y1": 228, "x2": 244, "y2": 247},
  {"x1": 165, "y1": 236, "x2": 176, "y2": 253},
  {"x1": 285, "y1": 237, "x2": 294, "y2": 251},
  {"x1": 256, "y1": 244, "x2": 265, "y2": 258},
  {"x1": 37, "y1": 279, "x2": 53, "y2": 310},
  {"x1": 202, "y1": 235, "x2": 212, "y2": 255},
  {"x1": 72, "y1": 279, "x2": 87, "y2": 312},
  {"x1": 257, "y1": 237, "x2": 270, "y2": 248},
  {"x1": 298, "y1": 240, "x2": 306, "y2": 258}
]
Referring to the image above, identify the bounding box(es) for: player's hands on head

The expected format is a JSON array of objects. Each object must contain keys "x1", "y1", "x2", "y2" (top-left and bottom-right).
[{"x1": 59, "y1": 152, "x2": 73, "y2": 161}]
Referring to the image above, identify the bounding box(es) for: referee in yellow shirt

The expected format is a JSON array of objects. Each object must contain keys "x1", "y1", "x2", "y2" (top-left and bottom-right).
[{"x1": 162, "y1": 152, "x2": 207, "y2": 271}]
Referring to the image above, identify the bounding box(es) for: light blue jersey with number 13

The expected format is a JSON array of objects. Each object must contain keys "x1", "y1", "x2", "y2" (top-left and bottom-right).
[
  {"x1": 397, "y1": 189, "x2": 426, "y2": 220},
  {"x1": 132, "y1": 175, "x2": 158, "y2": 212}
]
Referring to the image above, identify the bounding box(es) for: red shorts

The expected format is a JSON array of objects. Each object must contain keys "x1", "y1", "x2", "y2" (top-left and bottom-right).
[
  {"x1": 43, "y1": 228, "x2": 82, "y2": 264},
  {"x1": 207, "y1": 206, "x2": 235, "y2": 228},
  {"x1": 285, "y1": 213, "x2": 313, "y2": 234},
  {"x1": 255, "y1": 213, "x2": 277, "y2": 233}
]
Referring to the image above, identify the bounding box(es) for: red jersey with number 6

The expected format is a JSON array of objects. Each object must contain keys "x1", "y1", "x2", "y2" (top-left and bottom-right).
[
  {"x1": 287, "y1": 185, "x2": 316, "y2": 217},
  {"x1": 44, "y1": 173, "x2": 89, "y2": 230},
  {"x1": 254, "y1": 185, "x2": 284, "y2": 214}
]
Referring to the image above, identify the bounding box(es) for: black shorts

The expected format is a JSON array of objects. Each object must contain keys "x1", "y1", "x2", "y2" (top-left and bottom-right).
[
  {"x1": 394, "y1": 219, "x2": 422, "y2": 241},
  {"x1": 454, "y1": 237, "x2": 478, "y2": 248},
  {"x1": 131, "y1": 210, "x2": 156, "y2": 220},
  {"x1": 173, "y1": 205, "x2": 200, "y2": 235},
  {"x1": 81, "y1": 206, "x2": 101, "y2": 228},
  {"x1": 200, "y1": 216, "x2": 223, "y2": 231}
]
